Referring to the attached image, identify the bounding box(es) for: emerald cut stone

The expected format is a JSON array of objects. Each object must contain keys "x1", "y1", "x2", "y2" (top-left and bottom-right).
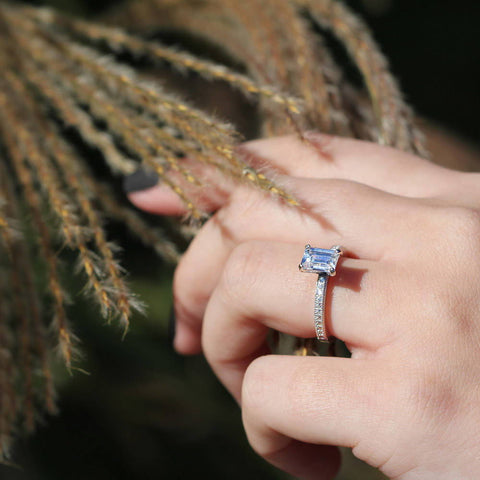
[{"x1": 299, "y1": 245, "x2": 341, "y2": 275}]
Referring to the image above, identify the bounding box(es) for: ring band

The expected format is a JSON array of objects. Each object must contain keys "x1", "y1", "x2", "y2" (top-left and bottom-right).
[{"x1": 299, "y1": 245, "x2": 343, "y2": 342}]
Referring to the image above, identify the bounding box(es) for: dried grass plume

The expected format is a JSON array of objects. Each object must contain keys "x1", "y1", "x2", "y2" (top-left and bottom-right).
[{"x1": 0, "y1": 0, "x2": 427, "y2": 460}]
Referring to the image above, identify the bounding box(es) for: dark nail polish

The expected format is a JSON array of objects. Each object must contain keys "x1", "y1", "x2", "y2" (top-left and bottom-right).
[
  {"x1": 123, "y1": 168, "x2": 159, "y2": 193},
  {"x1": 167, "y1": 306, "x2": 176, "y2": 344}
]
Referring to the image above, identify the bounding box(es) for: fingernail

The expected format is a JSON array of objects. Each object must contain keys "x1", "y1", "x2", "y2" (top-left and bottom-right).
[
  {"x1": 123, "y1": 167, "x2": 159, "y2": 193},
  {"x1": 167, "y1": 306, "x2": 176, "y2": 345}
]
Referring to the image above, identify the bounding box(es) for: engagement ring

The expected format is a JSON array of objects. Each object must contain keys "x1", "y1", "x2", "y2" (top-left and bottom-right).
[{"x1": 299, "y1": 245, "x2": 343, "y2": 342}]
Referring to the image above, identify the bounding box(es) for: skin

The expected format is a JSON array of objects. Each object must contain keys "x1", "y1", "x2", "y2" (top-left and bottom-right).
[{"x1": 128, "y1": 132, "x2": 480, "y2": 480}]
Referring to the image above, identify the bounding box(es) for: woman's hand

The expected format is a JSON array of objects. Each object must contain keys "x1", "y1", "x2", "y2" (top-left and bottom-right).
[{"x1": 128, "y1": 133, "x2": 480, "y2": 480}]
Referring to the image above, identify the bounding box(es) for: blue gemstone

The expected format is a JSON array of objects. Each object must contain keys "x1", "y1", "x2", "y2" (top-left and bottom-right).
[{"x1": 299, "y1": 246, "x2": 340, "y2": 274}]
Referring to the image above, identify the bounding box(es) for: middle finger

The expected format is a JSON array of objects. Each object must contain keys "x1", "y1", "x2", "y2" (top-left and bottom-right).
[{"x1": 173, "y1": 178, "x2": 424, "y2": 353}]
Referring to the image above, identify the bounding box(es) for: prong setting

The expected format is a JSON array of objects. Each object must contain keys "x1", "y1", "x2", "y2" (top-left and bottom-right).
[
  {"x1": 299, "y1": 245, "x2": 342, "y2": 275},
  {"x1": 332, "y1": 245, "x2": 344, "y2": 255}
]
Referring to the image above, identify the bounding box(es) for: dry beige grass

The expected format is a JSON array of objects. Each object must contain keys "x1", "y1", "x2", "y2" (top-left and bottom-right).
[{"x1": 0, "y1": 0, "x2": 426, "y2": 459}]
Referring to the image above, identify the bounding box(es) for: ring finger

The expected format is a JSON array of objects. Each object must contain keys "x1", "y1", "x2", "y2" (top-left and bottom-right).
[
  {"x1": 172, "y1": 178, "x2": 422, "y2": 354},
  {"x1": 202, "y1": 240, "x2": 394, "y2": 401}
]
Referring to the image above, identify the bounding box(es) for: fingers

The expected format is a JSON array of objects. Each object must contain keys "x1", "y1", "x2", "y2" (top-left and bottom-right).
[
  {"x1": 201, "y1": 241, "x2": 389, "y2": 399},
  {"x1": 128, "y1": 157, "x2": 234, "y2": 215},
  {"x1": 241, "y1": 355, "x2": 390, "y2": 478},
  {"x1": 128, "y1": 133, "x2": 455, "y2": 217},
  {"x1": 172, "y1": 178, "x2": 422, "y2": 354},
  {"x1": 241, "y1": 132, "x2": 454, "y2": 198},
  {"x1": 128, "y1": 175, "x2": 232, "y2": 216},
  {"x1": 128, "y1": 184, "x2": 187, "y2": 215}
]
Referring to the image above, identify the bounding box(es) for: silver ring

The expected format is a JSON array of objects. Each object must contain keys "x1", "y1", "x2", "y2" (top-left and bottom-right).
[{"x1": 299, "y1": 245, "x2": 343, "y2": 342}]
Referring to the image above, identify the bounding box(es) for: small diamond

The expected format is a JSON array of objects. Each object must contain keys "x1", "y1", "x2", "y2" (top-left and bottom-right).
[{"x1": 299, "y1": 246, "x2": 341, "y2": 275}]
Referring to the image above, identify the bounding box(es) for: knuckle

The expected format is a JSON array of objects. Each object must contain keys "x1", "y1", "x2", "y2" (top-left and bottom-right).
[
  {"x1": 220, "y1": 241, "x2": 264, "y2": 306},
  {"x1": 315, "y1": 178, "x2": 359, "y2": 200},
  {"x1": 310, "y1": 179, "x2": 376, "y2": 218},
  {"x1": 242, "y1": 356, "x2": 294, "y2": 460},
  {"x1": 438, "y1": 206, "x2": 480, "y2": 251},
  {"x1": 172, "y1": 261, "x2": 185, "y2": 301},
  {"x1": 225, "y1": 187, "x2": 266, "y2": 225},
  {"x1": 242, "y1": 355, "x2": 274, "y2": 418},
  {"x1": 404, "y1": 369, "x2": 461, "y2": 431},
  {"x1": 172, "y1": 256, "x2": 204, "y2": 327}
]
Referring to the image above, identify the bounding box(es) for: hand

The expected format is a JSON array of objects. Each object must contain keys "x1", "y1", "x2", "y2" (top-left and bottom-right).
[{"x1": 128, "y1": 133, "x2": 480, "y2": 479}]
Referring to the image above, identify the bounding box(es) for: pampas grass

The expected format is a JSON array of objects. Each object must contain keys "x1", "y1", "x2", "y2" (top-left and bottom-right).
[{"x1": 0, "y1": 0, "x2": 427, "y2": 459}]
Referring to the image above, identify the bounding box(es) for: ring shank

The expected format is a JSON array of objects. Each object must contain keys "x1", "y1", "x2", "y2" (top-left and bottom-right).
[{"x1": 314, "y1": 273, "x2": 330, "y2": 342}]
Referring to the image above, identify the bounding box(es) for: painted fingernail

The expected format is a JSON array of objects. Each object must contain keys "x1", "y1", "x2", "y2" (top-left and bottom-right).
[
  {"x1": 123, "y1": 167, "x2": 159, "y2": 193},
  {"x1": 167, "y1": 305, "x2": 176, "y2": 345}
]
